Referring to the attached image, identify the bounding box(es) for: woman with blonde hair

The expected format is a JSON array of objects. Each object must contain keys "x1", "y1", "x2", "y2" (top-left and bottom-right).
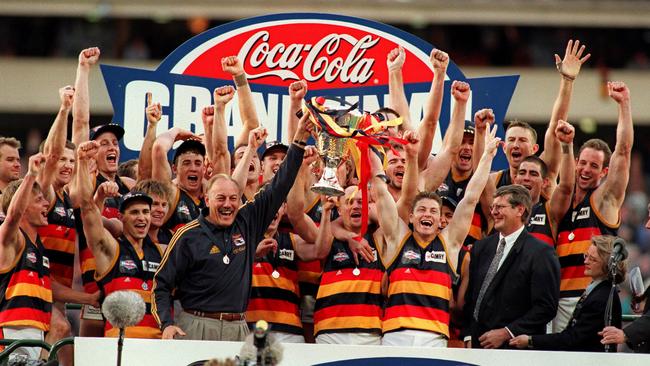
[{"x1": 510, "y1": 235, "x2": 626, "y2": 352}]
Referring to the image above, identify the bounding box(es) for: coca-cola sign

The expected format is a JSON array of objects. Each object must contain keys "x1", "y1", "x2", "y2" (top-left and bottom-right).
[{"x1": 102, "y1": 13, "x2": 517, "y2": 167}]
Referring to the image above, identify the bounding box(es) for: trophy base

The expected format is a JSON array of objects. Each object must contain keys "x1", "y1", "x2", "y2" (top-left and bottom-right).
[{"x1": 311, "y1": 183, "x2": 345, "y2": 197}]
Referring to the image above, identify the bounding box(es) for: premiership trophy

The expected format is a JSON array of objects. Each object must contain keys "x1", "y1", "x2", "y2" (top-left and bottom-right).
[{"x1": 310, "y1": 111, "x2": 354, "y2": 197}]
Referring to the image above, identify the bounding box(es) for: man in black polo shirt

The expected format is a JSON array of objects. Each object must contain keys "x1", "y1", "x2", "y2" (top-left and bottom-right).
[{"x1": 152, "y1": 115, "x2": 313, "y2": 341}]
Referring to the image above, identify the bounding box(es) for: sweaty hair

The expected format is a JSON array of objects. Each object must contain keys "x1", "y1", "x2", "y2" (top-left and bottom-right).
[
  {"x1": 0, "y1": 137, "x2": 21, "y2": 159},
  {"x1": 133, "y1": 179, "x2": 173, "y2": 202},
  {"x1": 494, "y1": 184, "x2": 532, "y2": 223},
  {"x1": 578, "y1": 139, "x2": 612, "y2": 169},
  {"x1": 1, "y1": 179, "x2": 42, "y2": 214},
  {"x1": 505, "y1": 120, "x2": 538, "y2": 144},
  {"x1": 591, "y1": 235, "x2": 627, "y2": 284},
  {"x1": 118, "y1": 159, "x2": 139, "y2": 180},
  {"x1": 411, "y1": 191, "x2": 442, "y2": 213},
  {"x1": 520, "y1": 155, "x2": 548, "y2": 179}
]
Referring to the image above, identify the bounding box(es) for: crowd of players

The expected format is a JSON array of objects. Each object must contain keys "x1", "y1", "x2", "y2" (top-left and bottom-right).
[{"x1": 0, "y1": 39, "x2": 648, "y2": 364}]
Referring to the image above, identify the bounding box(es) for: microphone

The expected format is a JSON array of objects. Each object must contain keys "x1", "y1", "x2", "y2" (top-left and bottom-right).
[
  {"x1": 102, "y1": 290, "x2": 146, "y2": 329},
  {"x1": 253, "y1": 320, "x2": 269, "y2": 349},
  {"x1": 101, "y1": 291, "x2": 146, "y2": 366},
  {"x1": 609, "y1": 237, "x2": 628, "y2": 265}
]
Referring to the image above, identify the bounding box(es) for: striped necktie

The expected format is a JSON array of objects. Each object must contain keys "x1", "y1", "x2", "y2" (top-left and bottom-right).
[{"x1": 474, "y1": 238, "x2": 507, "y2": 321}]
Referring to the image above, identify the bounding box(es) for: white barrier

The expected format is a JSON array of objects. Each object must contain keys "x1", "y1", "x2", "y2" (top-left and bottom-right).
[{"x1": 75, "y1": 337, "x2": 649, "y2": 366}]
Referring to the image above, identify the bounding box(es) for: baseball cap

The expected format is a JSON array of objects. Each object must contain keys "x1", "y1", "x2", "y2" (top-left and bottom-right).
[
  {"x1": 261, "y1": 141, "x2": 288, "y2": 160},
  {"x1": 90, "y1": 123, "x2": 125, "y2": 141},
  {"x1": 119, "y1": 191, "x2": 153, "y2": 212},
  {"x1": 441, "y1": 196, "x2": 458, "y2": 210},
  {"x1": 173, "y1": 140, "x2": 206, "y2": 164},
  {"x1": 463, "y1": 120, "x2": 475, "y2": 135}
]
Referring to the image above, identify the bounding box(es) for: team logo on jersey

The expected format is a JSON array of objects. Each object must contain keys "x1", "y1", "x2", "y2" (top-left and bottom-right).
[
  {"x1": 573, "y1": 206, "x2": 591, "y2": 221},
  {"x1": 401, "y1": 249, "x2": 421, "y2": 264},
  {"x1": 120, "y1": 259, "x2": 137, "y2": 271},
  {"x1": 425, "y1": 250, "x2": 446, "y2": 263},
  {"x1": 177, "y1": 203, "x2": 191, "y2": 217},
  {"x1": 42, "y1": 256, "x2": 50, "y2": 268},
  {"x1": 142, "y1": 260, "x2": 160, "y2": 272},
  {"x1": 232, "y1": 233, "x2": 246, "y2": 246},
  {"x1": 279, "y1": 248, "x2": 295, "y2": 261},
  {"x1": 437, "y1": 183, "x2": 449, "y2": 194},
  {"x1": 26, "y1": 251, "x2": 37, "y2": 264},
  {"x1": 54, "y1": 206, "x2": 66, "y2": 217},
  {"x1": 102, "y1": 13, "x2": 517, "y2": 165},
  {"x1": 529, "y1": 214, "x2": 546, "y2": 226},
  {"x1": 333, "y1": 251, "x2": 350, "y2": 262},
  {"x1": 457, "y1": 188, "x2": 464, "y2": 197}
]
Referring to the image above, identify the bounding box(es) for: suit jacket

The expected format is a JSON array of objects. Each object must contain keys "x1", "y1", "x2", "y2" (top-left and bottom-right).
[
  {"x1": 464, "y1": 229, "x2": 560, "y2": 348},
  {"x1": 625, "y1": 298, "x2": 650, "y2": 353},
  {"x1": 532, "y1": 280, "x2": 621, "y2": 352}
]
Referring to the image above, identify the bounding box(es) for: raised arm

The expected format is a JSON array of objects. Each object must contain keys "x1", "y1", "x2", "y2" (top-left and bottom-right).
[
  {"x1": 286, "y1": 146, "x2": 320, "y2": 243},
  {"x1": 0, "y1": 154, "x2": 45, "y2": 250},
  {"x1": 288, "y1": 80, "x2": 308, "y2": 140},
  {"x1": 151, "y1": 127, "x2": 197, "y2": 184},
  {"x1": 212, "y1": 85, "x2": 235, "y2": 175},
  {"x1": 371, "y1": 145, "x2": 408, "y2": 264},
  {"x1": 540, "y1": 40, "x2": 590, "y2": 182},
  {"x1": 222, "y1": 56, "x2": 259, "y2": 147},
  {"x1": 442, "y1": 125, "x2": 500, "y2": 270},
  {"x1": 314, "y1": 196, "x2": 336, "y2": 260},
  {"x1": 39, "y1": 86, "x2": 74, "y2": 202},
  {"x1": 422, "y1": 81, "x2": 469, "y2": 191},
  {"x1": 387, "y1": 46, "x2": 412, "y2": 131},
  {"x1": 72, "y1": 47, "x2": 100, "y2": 146},
  {"x1": 596, "y1": 81, "x2": 633, "y2": 221},
  {"x1": 549, "y1": 120, "x2": 575, "y2": 227},
  {"x1": 231, "y1": 126, "x2": 266, "y2": 192},
  {"x1": 417, "y1": 49, "x2": 448, "y2": 170},
  {"x1": 396, "y1": 130, "x2": 421, "y2": 222},
  {"x1": 138, "y1": 92, "x2": 161, "y2": 182},
  {"x1": 473, "y1": 109, "x2": 496, "y2": 224},
  {"x1": 76, "y1": 141, "x2": 117, "y2": 269}
]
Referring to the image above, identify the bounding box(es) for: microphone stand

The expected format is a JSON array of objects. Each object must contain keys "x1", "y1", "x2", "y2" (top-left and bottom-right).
[
  {"x1": 117, "y1": 327, "x2": 125, "y2": 366},
  {"x1": 604, "y1": 261, "x2": 618, "y2": 353}
]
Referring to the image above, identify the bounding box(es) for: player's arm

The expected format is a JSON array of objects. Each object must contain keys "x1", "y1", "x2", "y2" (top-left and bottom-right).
[
  {"x1": 596, "y1": 82, "x2": 633, "y2": 220},
  {"x1": 72, "y1": 47, "x2": 100, "y2": 146},
  {"x1": 387, "y1": 46, "x2": 412, "y2": 132},
  {"x1": 549, "y1": 120, "x2": 575, "y2": 228},
  {"x1": 212, "y1": 86, "x2": 236, "y2": 175},
  {"x1": 286, "y1": 146, "x2": 320, "y2": 243},
  {"x1": 231, "y1": 127, "x2": 266, "y2": 194},
  {"x1": 442, "y1": 125, "x2": 500, "y2": 270},
  {"x1": 396, "y1": 131, "x2": 421, "y2": 222},
  {"x1": 417, "y1": 49, "x2": 448, "y2": 170},
  {"x1": 138, "y1": 92, "x2": 162, "y2": 182},
  {"x1": 222, "y1": 56, "x2": 259, "y2": 147}
]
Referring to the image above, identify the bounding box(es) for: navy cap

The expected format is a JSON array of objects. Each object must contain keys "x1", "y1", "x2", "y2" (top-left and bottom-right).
[
  {"x1": 119, "y1": 191, "x2": 153, "y2": 212},
  {"x1": 173, "y1": 139, "x2": 206, "y2": 164},
  {"x1": 463, "y1": 120, "x2": 475, "y2": 135},
  {"x1": 261, "y1": 141, "x2": 288, "y2": 160},
  {"x1": 441, "y1": 195, "x2": 458, "y2": 210},
  {"x1": 90, "y1": 123, "x2": 125, "y2": 141}
]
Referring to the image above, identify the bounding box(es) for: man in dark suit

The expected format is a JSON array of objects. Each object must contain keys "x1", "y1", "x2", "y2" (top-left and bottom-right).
[{"x1": 464, "y1": 184, "x2": 561, "y2": 348}]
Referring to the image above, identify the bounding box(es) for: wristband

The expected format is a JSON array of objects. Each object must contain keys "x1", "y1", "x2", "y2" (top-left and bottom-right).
[
  {"x1": 293, "y1": 140, "x2": 307, "y2": 147},
  {"x1": 234, "y1": 73, "x2": 248, "y2": 87}
]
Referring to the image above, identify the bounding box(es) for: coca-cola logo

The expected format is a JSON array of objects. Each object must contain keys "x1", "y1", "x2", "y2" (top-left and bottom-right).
[
  {"x1": 102, "y1": 13, "x2": 517, "y2": 169},
  {"x1": 238, "y1": 31, "x2": 379, "y2": 83}
]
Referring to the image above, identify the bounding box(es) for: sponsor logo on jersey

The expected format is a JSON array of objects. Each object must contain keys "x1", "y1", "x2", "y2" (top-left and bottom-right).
[
  {"x1": 333, "y1": 251, "x2": 350, "y2": 262},
  {"x1": 425, "y1": 250, "x2": 446, "y2": 263},
  {"x1": 279, "y1": 248, "x2": 295, "y2": 261}
]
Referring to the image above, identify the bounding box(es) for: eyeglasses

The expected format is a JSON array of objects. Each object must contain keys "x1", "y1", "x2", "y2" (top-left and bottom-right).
[
  {"x1": 583, "y1": 253, "x2": 600, "y2": 262},
  {"x1": 489, "y1": 204, "x2": 512, "y2": 212}
]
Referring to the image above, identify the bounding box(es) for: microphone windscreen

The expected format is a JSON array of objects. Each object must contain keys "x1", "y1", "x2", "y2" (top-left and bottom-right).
[
  {"x1": 102, "y1": 290, "x2": 146, "y2": 329},
  {"x1": 239, "y1": 332, "x2": 283, "y2": 364}
]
